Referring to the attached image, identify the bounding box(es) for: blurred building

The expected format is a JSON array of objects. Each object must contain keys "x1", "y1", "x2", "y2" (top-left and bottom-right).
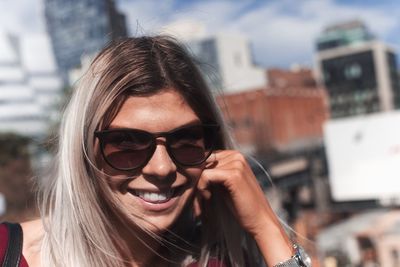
[
  {"x1": 161, "y1": 20, "x2": 266, "y2": 92},
  {"x1": 0, "y1": 32, "x2": 62, "y2": 137},
  {"x1": 44, "y1": 0, "x2": 128, "y2": 82},
  {"x1": 324, "y1": 111, "x2": 400, "y2": 204},
  {"x1": 218, "y1": 67, "x2": 328, "y2": 194},
  {"x1": 315, "y1": 20, "x2": 400, "y2": 118},
  {"x1": 187, "y1": 33, "x2": 266, "y2": 92},
  {"x1": 267, "y1": 67, "x2": 316, "y2": 88},
  {"x1": 317, "y1": 210, "x2": 400, "y2": 267},
  {"x1": 218, "y1": 68, "x2": 329, "y2": 155}
]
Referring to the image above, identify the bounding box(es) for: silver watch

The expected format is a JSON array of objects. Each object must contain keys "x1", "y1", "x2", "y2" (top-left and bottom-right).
[{"x1": 273, "y1": 244, "x2": 312, "y2": 267}]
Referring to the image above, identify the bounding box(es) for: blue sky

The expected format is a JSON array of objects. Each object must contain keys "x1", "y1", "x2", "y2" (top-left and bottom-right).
[{"x1": 1, "y1": 0, "x2": 399, "y2": 69}]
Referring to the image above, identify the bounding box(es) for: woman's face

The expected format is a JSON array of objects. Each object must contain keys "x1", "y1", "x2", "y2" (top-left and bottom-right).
[{"x1": 100, "y1": 89, "x2": 204, "y2": 232}]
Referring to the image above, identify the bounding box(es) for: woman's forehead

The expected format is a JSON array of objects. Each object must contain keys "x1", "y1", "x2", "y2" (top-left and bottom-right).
[{"x1": 109, "y1": 89, "x2": 200, "y2": 132}]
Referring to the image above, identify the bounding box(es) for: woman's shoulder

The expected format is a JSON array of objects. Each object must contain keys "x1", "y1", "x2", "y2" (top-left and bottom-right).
[{"x1": 20, "y1": 218, "x2": 43, "y2": 267}]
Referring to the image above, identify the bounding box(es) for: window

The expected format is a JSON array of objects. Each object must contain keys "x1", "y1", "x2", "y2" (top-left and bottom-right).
[{"x1": 344, "y1": 63, "x2": 362, "y2": 79}]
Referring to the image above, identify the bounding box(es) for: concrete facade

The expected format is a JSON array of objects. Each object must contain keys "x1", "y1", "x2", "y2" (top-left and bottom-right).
[{"x1": 187, "y1": 33, "x2": 267, "y2": 93}]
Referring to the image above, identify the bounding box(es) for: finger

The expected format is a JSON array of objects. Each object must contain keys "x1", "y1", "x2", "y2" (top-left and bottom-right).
[
  {"x1": 207, "y1": 154, "x2": 252, "y2": 172},
  {"x1": 212, "y1": 157, "x2": 248, "y2": 170},
  {"x1": 205, "y1": 149, "x2": 236, "y2": 162},
  {"x1": 197, "y1": 175, "x2": 212, "y2": 200},
  {"x1": 200, "y1": 168, "x2": 241, "y2": 188},
  {"x1": 212, "y1": 150, "x2": 236, "y2": 161},
  {"x1": 204, "y1": 152, "x2": 217, "y2": 168},
  {"x1": 211, "y1": 150, "x2": 250, "y2": 165},
  {"x1": 201, "y1": 166, "x2": 262, "y2": 192},
  {"x1": 204, "y1": 150, "x2": 240, "y2": 168}
]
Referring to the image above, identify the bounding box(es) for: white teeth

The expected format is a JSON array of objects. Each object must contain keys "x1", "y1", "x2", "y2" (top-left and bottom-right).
[{"x1": 135, "y1": 189, "x2": 174, "y2": 202}]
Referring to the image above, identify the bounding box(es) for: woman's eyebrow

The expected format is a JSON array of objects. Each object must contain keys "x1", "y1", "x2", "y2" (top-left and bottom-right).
[{"x1": 107, "y1": 119, "x2": 202, "y2": 131}]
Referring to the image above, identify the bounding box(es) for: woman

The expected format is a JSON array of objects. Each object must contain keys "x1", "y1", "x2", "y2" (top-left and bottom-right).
[{"x1": 0, "y1": 36, "x2": 309, "y2": 267}]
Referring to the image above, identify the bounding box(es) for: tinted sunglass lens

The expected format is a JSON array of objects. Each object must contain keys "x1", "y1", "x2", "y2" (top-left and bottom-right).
[
  {"x1": 106, "y1": 149, "x2": 149, "y2": 170},
  {"x1": 169, "y1": 125, "x2": 216, "y2": 166},
  {"x1": 172, "y1": 145, "x2": 208, "y2": 165},
  {"x1": 101, "y1": 130, "x2": 153, "y2": 170}
]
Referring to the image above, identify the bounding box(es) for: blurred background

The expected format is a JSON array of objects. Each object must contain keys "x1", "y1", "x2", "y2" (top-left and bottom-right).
[{"x1": 1, "y1": 0, "x2": 400, "y2": 266}]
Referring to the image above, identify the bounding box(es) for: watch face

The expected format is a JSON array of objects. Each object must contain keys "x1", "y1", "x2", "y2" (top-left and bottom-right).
[{"x1": 296, "y1": 245, "x2": 312, "y2": 267}]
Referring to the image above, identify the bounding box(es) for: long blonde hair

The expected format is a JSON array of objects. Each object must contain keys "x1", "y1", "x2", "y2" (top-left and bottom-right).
[{"x1": 38, "y1": 36, "x2": 262, "y2": 267}]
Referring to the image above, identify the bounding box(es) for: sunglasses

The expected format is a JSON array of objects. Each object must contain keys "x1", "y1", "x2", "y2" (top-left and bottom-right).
[{"x1": 95, "y1": 124, "x2": 220, "y2": 171}]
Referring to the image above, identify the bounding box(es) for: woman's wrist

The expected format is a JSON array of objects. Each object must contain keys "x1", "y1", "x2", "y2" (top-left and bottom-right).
[
  {"x1": 252, "y1": 218, "x2": 312, "y2": 267},
  {"x1": 252, "y1": 216, "x2": 294, "y2": 266}
]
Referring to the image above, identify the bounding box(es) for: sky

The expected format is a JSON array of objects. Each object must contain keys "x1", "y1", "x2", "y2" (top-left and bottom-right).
[{"x1": 0, "y1": 0, "x2": 399, "y2": 69}]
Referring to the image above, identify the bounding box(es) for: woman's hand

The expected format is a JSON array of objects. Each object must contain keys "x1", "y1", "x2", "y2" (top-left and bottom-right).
[
  {"x1": 196, "y1": 150, "x2": 272, "y2": 234},
  {"x1": 195, "y1": 150, "x2": 294, "y2": 266}
]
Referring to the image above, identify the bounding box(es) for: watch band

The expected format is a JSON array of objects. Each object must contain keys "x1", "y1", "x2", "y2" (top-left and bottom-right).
[
  {"x1": 273, "y1": 257, "x2": 299, "y2": 267},
  {"x1": 272, "y1": 244, "x2": 311, "y2": 267}
]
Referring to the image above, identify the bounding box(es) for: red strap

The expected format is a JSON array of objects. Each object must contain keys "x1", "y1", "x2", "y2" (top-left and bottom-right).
[
  {"x1": 0, "y1": 224, "x2": 8, "y2": 265},
  {"x1": 0, "y1": 223, "x2": 29, "y2": 267}
]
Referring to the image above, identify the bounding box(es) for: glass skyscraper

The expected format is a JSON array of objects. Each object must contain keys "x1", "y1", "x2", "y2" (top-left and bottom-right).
[{"x1": 44, "y1": 0, "x2": 128, "y2": 82}]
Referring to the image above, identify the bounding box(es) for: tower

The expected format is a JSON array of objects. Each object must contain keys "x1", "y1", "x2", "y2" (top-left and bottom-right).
[
  {"x1": 315, "y1": 20, "x2": 400, "y2": 118},
  {"x1": 44, "y1": 0, "x2": 128, "y2": 83}
]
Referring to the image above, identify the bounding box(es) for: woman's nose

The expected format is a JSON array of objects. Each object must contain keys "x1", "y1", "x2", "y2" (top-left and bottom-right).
[{"x1": 141, "y1": 143, "x2": 177, "y2": 178}]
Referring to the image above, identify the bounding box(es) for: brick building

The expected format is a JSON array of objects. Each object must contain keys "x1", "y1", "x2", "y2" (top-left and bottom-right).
[
  {"x1": 217, "y1": 68, "x2": 329, "y2": 155},
  {"x1": 267, "y1": 68, "x2": 316, "y2": 88}
]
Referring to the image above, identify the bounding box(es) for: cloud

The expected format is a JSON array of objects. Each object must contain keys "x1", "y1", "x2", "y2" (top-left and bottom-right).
[
  {"x1": 118, "y1": 0, "x2": 400, "y2": 68},
  {"x1": 0, "y1": 0, "x2": 45, "y2": 34},
  {"x1": 168, "y1": 0, "x2": 248, "y2": 31},
  {"x1": 0, "y1": 0, "x2": 398, "y2": 69},
  {"x1": 229, "y1": 0, "x2": 399, "y2": 67},
  {"x1": 20, "y1": 34, "x2": 58, "y2": 73},
  {"x1": 117, "y1": 0, "x2": 175, "y2": 35},
  {"x1": 117, "y1": 0, "x2": 248, "y2": 36},
  {"x1": 0, "y1": 1, "x2": 54, "y2": 75}
]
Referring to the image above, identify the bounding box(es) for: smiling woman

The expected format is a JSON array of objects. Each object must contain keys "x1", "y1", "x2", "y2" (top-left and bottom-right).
[{"x1": 0, "y1": 36, "x2": 309, "y2": 267}]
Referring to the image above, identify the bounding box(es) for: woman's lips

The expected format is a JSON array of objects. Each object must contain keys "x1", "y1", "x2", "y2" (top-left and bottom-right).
[
  {"x1": 131, "y1": 188, "x2": 175, "y2": 203},
  {"x1": 127, "y1": 186, "x2": 185, "y2": 211}
]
